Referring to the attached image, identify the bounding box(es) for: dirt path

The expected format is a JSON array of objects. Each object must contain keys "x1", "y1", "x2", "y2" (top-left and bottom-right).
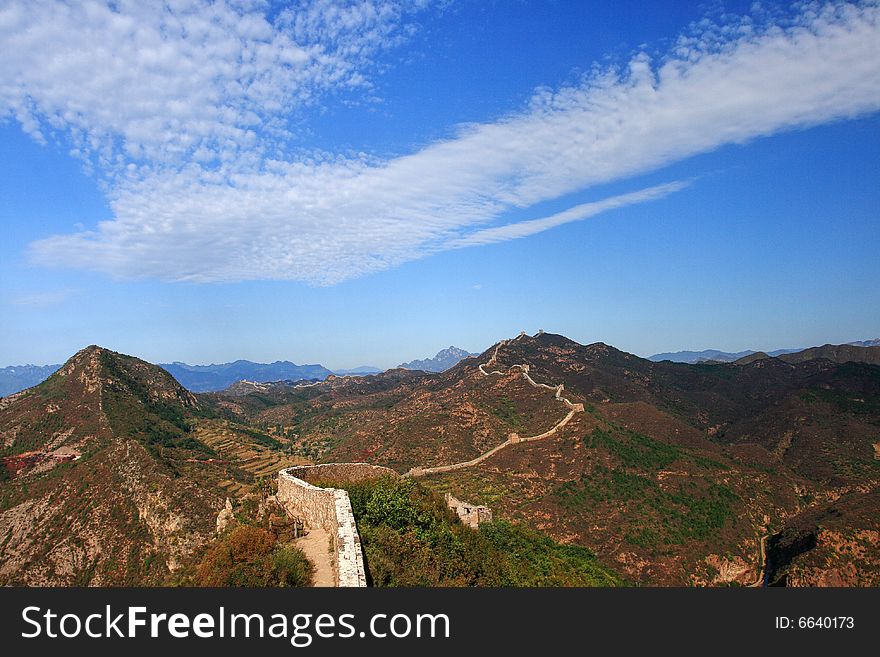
[
  {"x1": 295, "y1": 526, "x2": 336, "y2": 587},
  {"x1": 406, "y1": 333, "x2": 584, "y2": 478}
]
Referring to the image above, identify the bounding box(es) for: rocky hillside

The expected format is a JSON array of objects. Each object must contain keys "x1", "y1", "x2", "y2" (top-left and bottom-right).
[
  {"x1": 211, "y1": 332, "x2": 880, "y2": 585},
  {"x1": 0, "y1": 347, "x2": 226, "y2": 585},
  {"x1": 775, "y1": 344, "x2": 879, "y2": 365},
  {"x1": 765, "y1": 488, "x2": 880, "y2": 586}
]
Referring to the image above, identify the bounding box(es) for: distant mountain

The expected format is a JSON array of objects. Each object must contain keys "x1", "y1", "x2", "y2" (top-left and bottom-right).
[
  {"x1": 0, "y1": 357, "x2": 356, "y2": 396},
  {"x1": 735, "y1": 344, "x2": 880, "y2": 366},
  {"x1": 765, "y1": 347, "x2": 805, "y2": 357},
  {"x1": 333, "y1": 366, "x2": 384, "y2": 376},
  {"x1": 0, "y1": 364, "x2": 61, "y2": 396},
  {"x1": 648, "y1": 349, "x2": 756, "y2": 364},
  {"x1": 650, "y1": 339, "x2": 879, "y2": 363},
  {"x1": 398, "y1": 346, "x2": 478, "y2": 372},
  {"x1": 159, "y1": 360, "x2": 333, "y2": 392},
  {"x1": 848, "y1": 339, "x2": 880, "y2": 348}
]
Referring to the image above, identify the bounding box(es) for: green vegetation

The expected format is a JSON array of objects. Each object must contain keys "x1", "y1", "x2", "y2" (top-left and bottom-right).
[
  {"x1": 100, "y1": 352, "x2": 214, "y2": 460},
  {"x1": 193, "y1": 525, "x2": 313, "y2": 587},
  {"x1": 236, "y1": 426, "x2": 283, "y2": 450},
  {"x1": 800, "y1": 363, "x2": 880, "y2": 418},
  {"x1": 554, "y1": 464, "x2": 739, "y2": 549},
  {"x1": 585, "y1": 426, "x2": 680, "y2": 472},
  {"x1": 555, "y1": 425, "x2": 739, "y2": 551},
  {"x1": 809, "y1": 387, "x2": 880, "y2": 417},
  {"x1": 479, "y1": 520, "x2": 621, "y2": 586},
  {"x1": 491, "y1": 396, "x2": 524, "y2": 430},
  {"x1": 334, "y1": 476, "x2": 621, "y2": 586}
]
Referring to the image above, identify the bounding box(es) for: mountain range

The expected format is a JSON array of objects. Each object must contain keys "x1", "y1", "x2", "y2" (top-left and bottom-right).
[
  {"x1": 397, "y1": 346, "x2": 478, "y2": 372},
  {"x1": 6, "y1": 340, "x2": 873, "y2": 395},
  {"x1": 648, "y1": 339, "x2": 880, "y2": 363},
  {"x1": 158, "y1": 360, "x2": 333, "y2": 392},
  {"x1": 2, "y1": 332, "x2": 878, "y2": 586},
  {"x1": 0, "y1": 344, "x2": 480, "y2": 396},
  {"x1": 0, "y1": 364, "x2": 62, "y2": 396}
]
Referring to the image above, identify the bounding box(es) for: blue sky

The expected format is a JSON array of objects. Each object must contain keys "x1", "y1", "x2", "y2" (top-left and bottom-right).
[{"x1": 1, "y1": 0, "x2": 879, "y2": 369}]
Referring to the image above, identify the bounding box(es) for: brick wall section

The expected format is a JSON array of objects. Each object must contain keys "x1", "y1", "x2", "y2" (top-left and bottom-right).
[
  {"x1": 277, "y1": 463, "x2": 397, "y2": 587},
  {"x1": 276, "y1": 470, "x2": 339, "y2": 531}
]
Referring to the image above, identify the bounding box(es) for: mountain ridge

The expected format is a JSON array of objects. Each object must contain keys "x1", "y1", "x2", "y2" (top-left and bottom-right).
[
  {"x1": 159, "y1": 360, "x2": 333, "y2": 392},
  {"x1": 0, "y1": 364, "x2": 62, "y2": 396},
  {"x1": 398, "y1": 346, "x2": 478, "y2": 372},
  {"x1": 649, "y1": 338, "x2": 880, "y2": 363},
  {"x1": 4, "y1": 337, "x2": 876, "y2": 396},
  {"x1": 0, "y1": 346, "x2": 225, "y2": 585}
]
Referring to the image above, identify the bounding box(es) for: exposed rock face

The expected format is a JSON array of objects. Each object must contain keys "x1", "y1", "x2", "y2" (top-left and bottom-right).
[
  {"x1": 691, "y1": 552, "x2": 755, "y2": 586},
  {"x1": 0, "y1": 346, "x2": 220, "y2": 585},
  {"x1": 765, "y1": 489, "x2": 880, "y2": 587},
  {"x1": 216, "y1": 498, "x2": 235, "y2": 534}
]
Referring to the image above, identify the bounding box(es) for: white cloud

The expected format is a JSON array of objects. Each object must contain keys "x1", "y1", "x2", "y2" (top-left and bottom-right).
[
  {"x1": 445, "y1": 182, "x2": 691, "y2": 249},
  {"x1": 0, "y1": 0, "x2": 429, "y2": 172},
  {"x1": 8, "y1": 1, "x2": 880, "y2": 284}
]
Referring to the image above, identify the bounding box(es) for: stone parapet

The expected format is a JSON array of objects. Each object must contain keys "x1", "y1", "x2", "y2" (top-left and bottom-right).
[{"x1": 277, "y1": 463, "x2": 397, "y2": 587}]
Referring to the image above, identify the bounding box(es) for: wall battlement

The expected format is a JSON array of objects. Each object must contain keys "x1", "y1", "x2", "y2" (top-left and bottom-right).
[{"x1": 276, "y1": 463, "x2": 397, "y2": 587}]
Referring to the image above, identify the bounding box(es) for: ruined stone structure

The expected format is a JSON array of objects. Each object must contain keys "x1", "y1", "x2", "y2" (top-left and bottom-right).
[
  {"x1": 445, "y1": 493, "x2": 492, "y2": 528},
  {"x1": 276, "y1": 463, "x2": 396, "y2": 587}
]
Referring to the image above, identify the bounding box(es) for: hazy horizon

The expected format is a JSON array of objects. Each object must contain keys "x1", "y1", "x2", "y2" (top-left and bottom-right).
[{"x1": 2, "y1": 330, "x2": 879, "y2": 372}]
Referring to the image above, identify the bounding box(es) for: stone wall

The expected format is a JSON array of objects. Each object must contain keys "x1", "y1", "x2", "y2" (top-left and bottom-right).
[
  {"x1": 445, "y1": 493, "x2": 492, "y2": 529},
  {"x1": 276, "y1": 463, "x2": 397, "y2": 587},
  {"x1": 276, "y1": 470, "x2": 339, "y2": 532}
]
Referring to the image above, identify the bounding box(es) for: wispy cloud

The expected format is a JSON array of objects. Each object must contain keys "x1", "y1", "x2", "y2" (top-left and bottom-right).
[
  {"x1": 6, "y1": 2, "x2": 880, "y2": 284},
  {"x1": 445, "y1": 181, "x2": 691, "y2": 249},
  {"x1": 6, "y1": 288, "x2": 80, "y2": 308}
]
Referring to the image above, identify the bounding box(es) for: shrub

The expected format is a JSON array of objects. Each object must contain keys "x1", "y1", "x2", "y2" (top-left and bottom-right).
[
  {"x1": 338, "y1": 476, "x2": 622, "y2": 587},
  {"x1": 194, "y1": 525, "x2": 313, "y2": 587}
]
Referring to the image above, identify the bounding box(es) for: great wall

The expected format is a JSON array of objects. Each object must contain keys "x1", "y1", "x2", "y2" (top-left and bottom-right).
[
  {"x1": 274, "y1": 331, "x2": 579, "y2": 586},
  {"x1": 406, "y1": 331, "x2": 584, "y2": 477},
  {"x1": 275, "y1": 463, "x2": 396, "y2": 587}
]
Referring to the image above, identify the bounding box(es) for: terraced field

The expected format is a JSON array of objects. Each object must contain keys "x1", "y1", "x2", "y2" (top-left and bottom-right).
[{"x1": 194, "y1": 420, "x2": 310, "y2": 496}]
